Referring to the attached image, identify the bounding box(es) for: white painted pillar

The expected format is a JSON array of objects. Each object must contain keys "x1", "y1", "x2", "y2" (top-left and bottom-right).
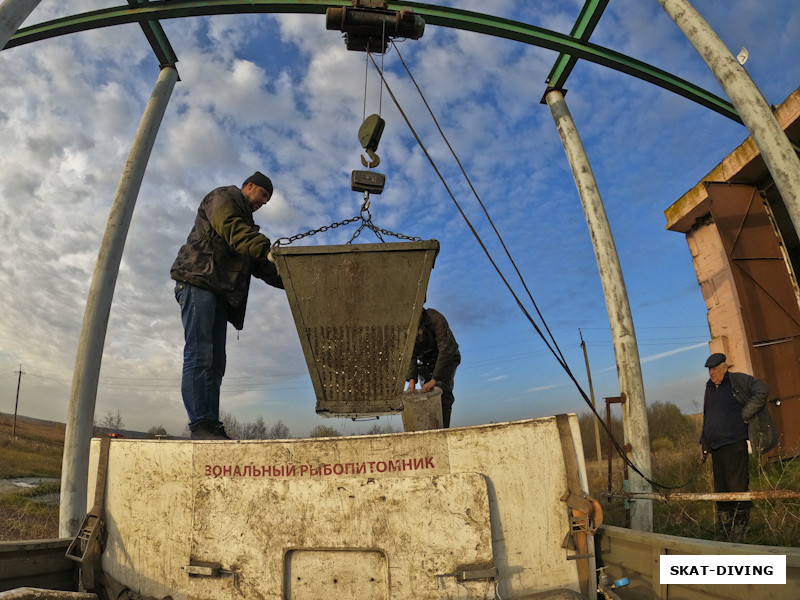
[
  {"x1": 0, "y1": 0, "x2": 39, "y2": 49},
  {"x1": 59, "y1": 65, "x2": 179, "y2": 537},
  {"x1": 657, "y1": 0, "x2": 800, "y2": 234},
  {"x1": 545, "y1": 89, "x2": 653, "y2": 532}
]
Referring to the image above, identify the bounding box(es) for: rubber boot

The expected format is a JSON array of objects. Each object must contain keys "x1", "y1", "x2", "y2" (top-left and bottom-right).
[{"x1": 715, "y1": 509, "x2": 734, "y2": 541}]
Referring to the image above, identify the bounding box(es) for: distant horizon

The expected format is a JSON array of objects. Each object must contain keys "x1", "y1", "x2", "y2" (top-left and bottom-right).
[{"x1": 0, "y1": 399, "x2": 707, "y2": 441}]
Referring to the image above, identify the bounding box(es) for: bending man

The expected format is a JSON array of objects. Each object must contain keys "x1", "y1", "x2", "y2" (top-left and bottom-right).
[{"x1": 406, "y1": 307, "x2": 461, "y2": 428}]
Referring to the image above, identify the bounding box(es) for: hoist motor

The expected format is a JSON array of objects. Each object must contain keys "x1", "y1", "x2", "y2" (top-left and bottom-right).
[{"x1": 326, "y1": 1, "x2": 425, "y2": 53}]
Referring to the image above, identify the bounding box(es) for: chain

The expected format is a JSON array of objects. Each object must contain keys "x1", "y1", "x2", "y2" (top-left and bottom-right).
[
  {"x1": 272, "y1": 216, "x2": 362, "y2": 247},
  {"x1": 347, "y1": 219, "x2": 422, "y2": 244},
  {"x1": 272, "y1": 194, "x2": 421, "y2": 247}
]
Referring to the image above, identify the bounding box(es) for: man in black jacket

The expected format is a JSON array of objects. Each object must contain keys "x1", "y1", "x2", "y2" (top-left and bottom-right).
[
  {"x1": 171, "y1": 172, "x2": 284, "y2": 440},
  {"x1": 405, "y1": 308, "x2": 461, "y2": 428},
  {"x1": 700, "y1": 352, "x2": 776, "y2": 542}
]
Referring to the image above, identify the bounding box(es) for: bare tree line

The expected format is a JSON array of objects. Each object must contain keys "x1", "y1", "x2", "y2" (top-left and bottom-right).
[{"x1": 107, "y1": 410, "x2": 403, "y2": 440}]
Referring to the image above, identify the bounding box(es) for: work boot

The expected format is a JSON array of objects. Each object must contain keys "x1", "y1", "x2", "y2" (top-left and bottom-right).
[
  {"x1": 214, "y1": 424, "x2": 232, "y2": 440},
  {"x1": 190, "y1": 422, "x2": 231, "y2": 440}
]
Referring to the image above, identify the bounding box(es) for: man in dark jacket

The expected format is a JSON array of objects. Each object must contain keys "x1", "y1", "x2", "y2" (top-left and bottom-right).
[
  {"x1": 171, "y1": 172, "x2": 284, "y2": 440},
  {"x1": 405, "y1": 308, "x2": 461, "y2": 428},
  {"x1": 700, "y1": 352, "x2": 777, "y2": 542}
]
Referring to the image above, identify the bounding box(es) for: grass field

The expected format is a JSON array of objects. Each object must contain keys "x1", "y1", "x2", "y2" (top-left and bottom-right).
[
  {"x1": 0, "y1": 413, "x2": 63, "y2": 540},
  {"x1": 589, "y1": 442, "x2": 800, "y2": 547}
]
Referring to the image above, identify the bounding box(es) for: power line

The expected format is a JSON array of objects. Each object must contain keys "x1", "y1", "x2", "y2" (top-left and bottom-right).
[{"x1": 369, "y1": 46, "x2": 698, "y2": 492}]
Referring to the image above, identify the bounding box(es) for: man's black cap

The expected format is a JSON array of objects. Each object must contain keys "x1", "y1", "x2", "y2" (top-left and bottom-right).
[
  {"x1": 704, "y1": 353, "x2": 726, "y2": 368},
  {"x1": 243, "y1": 171, "x2": 273, "y2": 197}
]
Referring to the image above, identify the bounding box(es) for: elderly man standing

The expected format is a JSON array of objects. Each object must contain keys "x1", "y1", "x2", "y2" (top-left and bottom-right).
[
  {"x1": 171, "y1": 172, "x2": 284, "y2": 440},
  {"x1": 700, "y1": 352, "x2": 778, "y2": 542}
]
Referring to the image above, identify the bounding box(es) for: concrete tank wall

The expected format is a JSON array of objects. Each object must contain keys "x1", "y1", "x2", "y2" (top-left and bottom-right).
[{"x1": 88, "y1": 415, "x2": 593, "y2": 599}]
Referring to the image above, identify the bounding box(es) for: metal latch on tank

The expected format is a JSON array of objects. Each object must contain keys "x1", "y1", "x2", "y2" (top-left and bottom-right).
[
  {"x1": 182, "y1": 560, "x2": 239, "y2": 587},
  {"x1": 456, "y1": 567, "x2": 498, "y2": 582},
  {"x1": 561, "y1": 491, "x2": 603, "y2": 559},
  {"x1": 435, "y1": 565, "x2": 497, "y2": 590}
]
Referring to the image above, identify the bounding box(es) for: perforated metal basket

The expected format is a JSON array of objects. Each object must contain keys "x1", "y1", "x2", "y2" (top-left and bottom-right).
[{"x1": 271, "y1": 240, "x2": 439, "y2": 416}]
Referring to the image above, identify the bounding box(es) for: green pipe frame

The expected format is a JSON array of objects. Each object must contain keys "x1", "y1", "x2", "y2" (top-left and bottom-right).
[{"x1": 5, "y1": 0, "x2": 739, "y2": 122}]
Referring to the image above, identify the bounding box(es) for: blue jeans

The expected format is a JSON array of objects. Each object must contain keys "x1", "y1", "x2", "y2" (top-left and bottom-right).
[{"x1": 175, "y1": 282, "x2": 227, "y2": 431}]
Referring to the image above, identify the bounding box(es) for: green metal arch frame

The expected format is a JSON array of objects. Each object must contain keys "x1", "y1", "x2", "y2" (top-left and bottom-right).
[{"x1": 5, "y1": 0, "x2": 739, "y2": 123}]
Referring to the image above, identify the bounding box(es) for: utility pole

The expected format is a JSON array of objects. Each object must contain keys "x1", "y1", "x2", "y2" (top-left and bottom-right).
[
  {"x1": 656, "y1": 0, "x2": 800, "y2": 239},
  {"x1": 0, "y1": 0, "x2": 40, "y2": 50},
  {"x1": 546, "y1": 88, "x2": 653, "y2": 531},
  {"x1": 12, "y1": 363, "x2": 23, "y2": 436},
  {"x1": 579, "y1": 332, "x2": 603, "y2": 463},
  {"x1": 60, "y1": 65, "x2": 179, "y2": 538}
]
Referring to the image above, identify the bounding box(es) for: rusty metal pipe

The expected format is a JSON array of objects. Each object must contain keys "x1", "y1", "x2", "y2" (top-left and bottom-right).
[{"x1": 606, "y1": 490, "x2": 800, "y2": 501}]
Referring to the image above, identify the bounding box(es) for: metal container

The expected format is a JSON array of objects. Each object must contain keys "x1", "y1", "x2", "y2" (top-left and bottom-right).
[
  {"x1": 271, "y1": 240, "x2": 439, "y2": 416},
  {"x1": 401, "y1": 388, "x2": 443, "y2": 431}
]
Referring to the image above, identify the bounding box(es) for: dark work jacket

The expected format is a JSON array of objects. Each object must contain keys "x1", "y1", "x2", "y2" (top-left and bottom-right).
[
  {"x1": 406, "y1": 308, "x2": 461, "y2": 383},
  {"x1": 701, "y1": 371, "x2": 778, "y2": 457},
  {"x1": 701, "y1": 376, "x2": 747, "y2": 450},
  {"x1": 170, "y1": 185, "x2": 283, "y2": 330}
]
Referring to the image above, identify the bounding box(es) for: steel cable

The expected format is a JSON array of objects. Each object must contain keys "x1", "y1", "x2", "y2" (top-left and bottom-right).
[{"x1": 370, "y1": 44, "x2": 703, "y2": 491}]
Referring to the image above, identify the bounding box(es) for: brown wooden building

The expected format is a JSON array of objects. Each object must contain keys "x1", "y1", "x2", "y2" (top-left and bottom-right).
[{"x1": 665, "y1": 86, "x2": 800, "y2": 459}]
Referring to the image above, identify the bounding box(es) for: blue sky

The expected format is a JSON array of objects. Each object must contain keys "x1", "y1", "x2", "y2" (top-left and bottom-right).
[{"x1": 1, "y1": 1, "x2": 799, "y2": 437}]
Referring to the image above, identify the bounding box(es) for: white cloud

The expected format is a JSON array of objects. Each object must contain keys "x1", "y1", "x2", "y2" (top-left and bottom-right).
[
  {"x1": 640, "y1": 342, "x2": 709, "y2": 364},
  {"x1": 527, "y1": 383, "x2": 562, "y2": 393}
]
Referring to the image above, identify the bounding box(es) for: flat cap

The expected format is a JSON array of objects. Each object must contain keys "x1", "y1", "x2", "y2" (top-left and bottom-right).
[{"x1": 704, "y1": 353, "x2": 726, "y2": 368}]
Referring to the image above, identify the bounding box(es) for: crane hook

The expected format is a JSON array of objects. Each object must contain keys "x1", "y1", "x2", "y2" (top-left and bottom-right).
[{"x1": 360, "y1": 148, "x2": 381, "y2": 168}]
